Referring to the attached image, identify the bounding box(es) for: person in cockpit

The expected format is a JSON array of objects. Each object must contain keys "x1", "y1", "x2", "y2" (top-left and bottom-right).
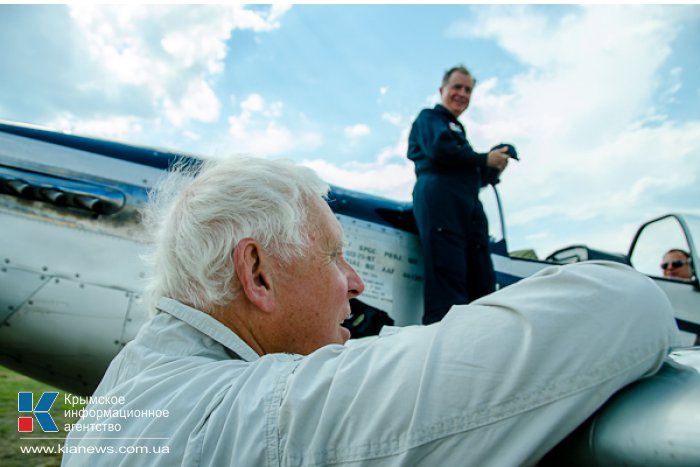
[{"x1": 661, "y1": 248, "x2": 693, "y2": 280}]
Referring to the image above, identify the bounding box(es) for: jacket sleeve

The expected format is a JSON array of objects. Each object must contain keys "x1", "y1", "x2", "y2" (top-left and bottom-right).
[
  {"x1": 275, "y1": 262, "x2": 680, "y2": 466},
  {"x1": 411, "y1": 109, "x2": 488, "y2": 169},
  {"x1": 481, "y1": 166, "x2": 501, "y2": 186}
]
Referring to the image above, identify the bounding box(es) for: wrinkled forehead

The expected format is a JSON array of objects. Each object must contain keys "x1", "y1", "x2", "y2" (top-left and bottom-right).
[{"x1": 306, "y1": 197, "x2": 344, "y2": 243}]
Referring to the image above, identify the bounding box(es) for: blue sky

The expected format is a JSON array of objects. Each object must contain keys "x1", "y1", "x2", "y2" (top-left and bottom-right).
[{"x1": 1, "y1": 4, "x2": 699, "y2": 257}]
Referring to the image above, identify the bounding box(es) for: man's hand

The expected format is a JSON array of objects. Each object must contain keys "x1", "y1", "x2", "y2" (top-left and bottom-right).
[{"x1": 487, "y1": 147, "x2": 510, "y2": 171}]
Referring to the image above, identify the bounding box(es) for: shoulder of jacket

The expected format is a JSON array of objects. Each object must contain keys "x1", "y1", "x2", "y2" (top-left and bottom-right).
[{"x1": 418, "y1": 107, "x2": 445, "y2": 120}]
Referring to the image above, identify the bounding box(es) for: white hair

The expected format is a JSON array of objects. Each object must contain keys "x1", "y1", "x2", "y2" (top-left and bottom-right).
[{"x1": 142, "y1": 156, "x2": 329, "y2": 313}]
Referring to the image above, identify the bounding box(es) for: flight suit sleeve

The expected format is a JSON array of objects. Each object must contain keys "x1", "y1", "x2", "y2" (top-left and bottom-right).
[
  {"x1": 411, "y1": 109, "x2": 488, "y2": 169},
  {"x1": 481, "y1": 166, "x2": 502, "y2": 186}
]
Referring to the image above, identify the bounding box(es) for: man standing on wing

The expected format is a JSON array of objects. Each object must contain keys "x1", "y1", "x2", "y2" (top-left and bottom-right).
[{"x1": 408, "y1": 64, "x2": 511, "y2": 324}]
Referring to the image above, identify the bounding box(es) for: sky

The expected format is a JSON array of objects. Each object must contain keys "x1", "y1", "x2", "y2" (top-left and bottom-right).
[{"x1": 1, "y1": 3, "x2": 699, "y2": 258}]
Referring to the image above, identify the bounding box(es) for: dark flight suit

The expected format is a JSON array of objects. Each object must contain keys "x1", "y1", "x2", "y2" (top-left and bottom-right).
[{"x1": 407, "y1": 104, "x2": 499, "y2": 324}]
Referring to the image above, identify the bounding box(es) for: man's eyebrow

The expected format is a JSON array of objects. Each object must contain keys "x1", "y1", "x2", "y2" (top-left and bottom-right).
[{"x1": 330, "y1": 237, "x2": 347, "y2": 253}]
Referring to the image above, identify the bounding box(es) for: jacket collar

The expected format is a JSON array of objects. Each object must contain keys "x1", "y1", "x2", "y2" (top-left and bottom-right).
[
  {"x1": 434, "y1": 104, "x2": 460, "y2": 123},
  {"x1": 157, "y1": 297, "x2": 260, "y2": 362}
]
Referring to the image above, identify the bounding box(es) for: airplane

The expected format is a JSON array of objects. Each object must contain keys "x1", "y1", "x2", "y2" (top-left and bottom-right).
[{"x1": 1, "y1": 120, "x2": 699, "y2": 464}]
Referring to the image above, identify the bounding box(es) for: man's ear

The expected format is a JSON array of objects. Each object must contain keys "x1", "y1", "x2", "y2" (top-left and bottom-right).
[{"x1": 233, "y1": 238, "x2": 275, "y2": 313}]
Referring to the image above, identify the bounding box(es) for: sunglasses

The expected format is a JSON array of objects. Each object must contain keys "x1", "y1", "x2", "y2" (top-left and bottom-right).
[{"x1": 660, "y1": 259, "x2": 689, "y2": 270}]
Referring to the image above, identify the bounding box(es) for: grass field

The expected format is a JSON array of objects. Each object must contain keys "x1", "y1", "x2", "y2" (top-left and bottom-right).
[{"x1": 0, "y1": 365, "x2": 84, "y2": 467}]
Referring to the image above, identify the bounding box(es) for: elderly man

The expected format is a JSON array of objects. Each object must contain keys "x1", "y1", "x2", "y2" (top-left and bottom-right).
[{"x1": 63, "y1": 156, "x2": 679, "y2": 466}]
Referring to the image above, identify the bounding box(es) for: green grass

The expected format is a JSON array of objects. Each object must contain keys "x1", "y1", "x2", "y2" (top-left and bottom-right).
[{"x1": 0, "y1": 365, "x2": 84, "y2": 467}]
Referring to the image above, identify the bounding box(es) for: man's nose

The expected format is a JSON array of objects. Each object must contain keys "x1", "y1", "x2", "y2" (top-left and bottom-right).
[{"x1": 346, "y1": 263, "x2": 365, "y2": 298}]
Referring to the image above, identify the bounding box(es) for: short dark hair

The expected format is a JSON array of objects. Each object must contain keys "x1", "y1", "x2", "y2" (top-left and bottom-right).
[
  {"x1": 665, "y1": 248, "x2": 690, "y2": 259},
  {"x1": 442, "y1": 65, "x2": 475, "y2": 87}
]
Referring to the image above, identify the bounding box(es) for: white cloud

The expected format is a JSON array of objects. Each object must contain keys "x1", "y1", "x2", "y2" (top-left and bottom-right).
[
  {"x1": 304, "y1": 158, "x2": 414, "y2": 201},
  {"x1": 184, "y1": 130, "x2": 201, "y2": 141},
  {"x1": 64, "y1": 5, "x2": 289, "y2": 130},
  {"x1": 661, "y1": 67, "x2": 683, "y2": 104},
  {"x1": 245, "y1": 121, "x2": 293, "y2": 155},
  {"x1": 303, "y1": 128, "x2": 414, "y2": 201},
  {"x1": 241, "y1": 94, "x2": 265, "y2": 113},
  {"x1": 231, "y1": 4, "x2": 291, "y2": 31},
  {"x1": 344, "y1": 123, "x2": 371, "y2": 138},
  {"x1": 226, "y1": 93, "x2": 322, "y2": 156},
  {"x1": 377, "y1": 128, "x2": 410, "y2": 166},
  {"x1": 164, "y1": 79, "x2": 220, "y2": 127},
  {"x1": 49, "y1": 114, "x2": 143, "y2": 141},
  {"x1": 382, "y1": 112, "x2": 402, "y2": 126}
]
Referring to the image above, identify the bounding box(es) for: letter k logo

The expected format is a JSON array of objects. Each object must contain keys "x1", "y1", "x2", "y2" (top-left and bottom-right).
[{"x1": 18, "y1": 392, "x2": 59, "y2": 432}]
